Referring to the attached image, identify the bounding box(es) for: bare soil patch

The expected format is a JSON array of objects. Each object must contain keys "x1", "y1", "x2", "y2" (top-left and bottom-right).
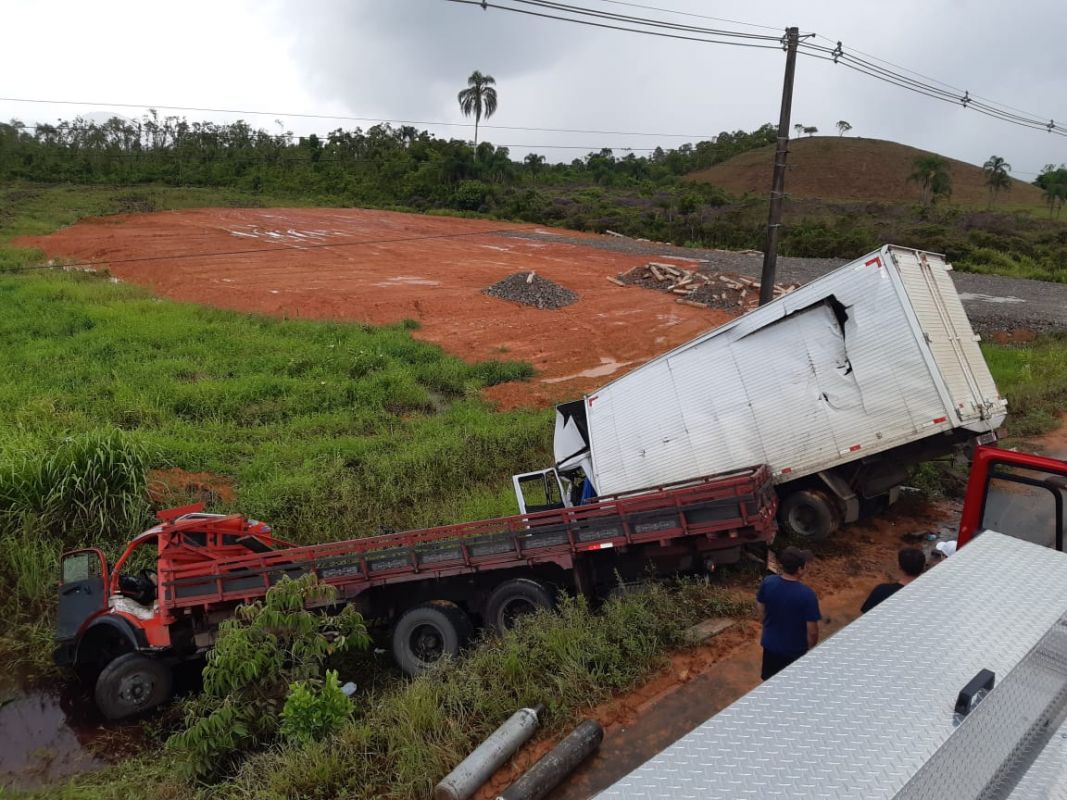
[
  {"x1": 689, "y1": 136, "x2": 1045, "y2": 207},
  {"x1": 18, "y1": 208, "x2": 734, "y2": 410}
]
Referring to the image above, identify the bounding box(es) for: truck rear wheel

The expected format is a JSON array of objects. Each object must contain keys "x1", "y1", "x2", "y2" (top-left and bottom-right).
[
  {"x1": 94, "y1": 653, "x2": 173, "y2": 720},
  {"x1": 485, "y1": 578, "x2": 555, "y2": 633},
  {"x1": 780, "y1": 489, "x2": 840, "y2": 541},
  {"x1": 392, "y1": 600, "x2": 473, "y2": 676}
]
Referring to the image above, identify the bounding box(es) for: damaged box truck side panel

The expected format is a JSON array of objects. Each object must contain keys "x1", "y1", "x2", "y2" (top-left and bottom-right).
[{"x1": 573, "y1": 245, "x2": 1006, "y2": 503}]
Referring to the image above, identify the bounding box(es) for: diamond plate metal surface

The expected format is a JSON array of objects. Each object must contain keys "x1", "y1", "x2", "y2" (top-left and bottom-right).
[
  {"x1": 596, "y1": 533, "x2": 1067, "y2": 800},
  {"x1": 1006, "y1": 714, "x2": 1067, "y2": 800}
]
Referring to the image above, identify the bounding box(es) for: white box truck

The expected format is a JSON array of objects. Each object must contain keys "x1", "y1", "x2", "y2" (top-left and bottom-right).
[{"x1": 513, "y1": 245, "x2": 1007, "y2": 540}]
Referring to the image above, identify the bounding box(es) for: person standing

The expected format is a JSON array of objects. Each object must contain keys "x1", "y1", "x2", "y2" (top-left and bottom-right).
[
  {"x1": 860, "y1": 547, "x2": 926, "y2": 613},
  {"x1": 756, "y1": 546, "x2": 820, "y2": 680}
]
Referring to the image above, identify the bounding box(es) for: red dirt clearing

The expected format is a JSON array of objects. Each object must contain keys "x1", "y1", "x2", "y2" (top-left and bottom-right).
[{"x1": 19, "y1": 208, "x2": 733, "y2": 410}]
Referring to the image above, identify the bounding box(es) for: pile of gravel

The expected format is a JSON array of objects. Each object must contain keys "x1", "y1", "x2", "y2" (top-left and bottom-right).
[{"x1": 483, "y1": 272, "x2": 578, "y2": 310}]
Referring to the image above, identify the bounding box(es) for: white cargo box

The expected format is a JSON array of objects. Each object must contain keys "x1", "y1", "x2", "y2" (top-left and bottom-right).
[{"x1": 564, "y1": 245, "x2": 1006, "y2": 495}]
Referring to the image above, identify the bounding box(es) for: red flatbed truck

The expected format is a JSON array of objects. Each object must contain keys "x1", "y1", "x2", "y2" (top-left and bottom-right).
[{"x1": 54, "y1": 465, "x2": 777, "y2": 719}]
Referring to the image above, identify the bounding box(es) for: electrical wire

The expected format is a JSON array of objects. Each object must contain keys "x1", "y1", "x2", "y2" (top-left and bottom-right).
[
  {"x1": 507, "y1": 0, "x2": 782, "y2": 40},
  {"x1": 0, "y1": 97, "x2": 714, "y2": 140},
  {"x1": 592, "y1": 0, "x2": 781, "y2": 31},
  {"x1": 443, "y1": 0, "x2": 784, "y2": 49}
]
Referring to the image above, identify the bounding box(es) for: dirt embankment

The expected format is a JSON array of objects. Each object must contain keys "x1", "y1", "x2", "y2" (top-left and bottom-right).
[{"x1": 17, "y1": 208, "x2": 734, "y2": 411}]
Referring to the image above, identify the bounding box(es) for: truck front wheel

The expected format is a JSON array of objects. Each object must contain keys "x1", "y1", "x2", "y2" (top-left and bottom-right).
[
  {"x1": 485, "y1": 578, "x2": 555, "y2": 633},
  {"x1": 779, "y1": 489, "x2": 840, "y2": 541},
  {"x1": 94, "y1": 653, "x2": 173, "y2": 720},
  {"x1": 392, "y1": 601, "x2": 473, "y2": 676}
]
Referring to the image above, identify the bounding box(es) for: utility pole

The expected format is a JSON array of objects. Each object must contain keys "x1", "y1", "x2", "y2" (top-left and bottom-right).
[{"x1": 759, "y1": 26, "x2": 799, "y2": 306}]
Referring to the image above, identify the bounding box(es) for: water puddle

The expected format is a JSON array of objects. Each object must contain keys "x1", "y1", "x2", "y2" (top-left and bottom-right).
[
  {"x1": 1, "y1": 680, "x2": 105, "y2": 790},
  {"x1": 0, "y1": 669, "x2": 161, "y2": 791},
  {"x1": 542, "y1": 357, "x2": 632, "y2": 384}
]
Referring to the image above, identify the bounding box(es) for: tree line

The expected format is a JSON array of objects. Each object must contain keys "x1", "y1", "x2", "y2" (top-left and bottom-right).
[{"x1": 0, "y1": 113, "x2": 778, "y2": 205}]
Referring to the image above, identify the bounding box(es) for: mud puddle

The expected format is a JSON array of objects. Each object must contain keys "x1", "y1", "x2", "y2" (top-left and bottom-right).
[{"x1": 0, "y1": 675, "x2": 127, "y2": 791}]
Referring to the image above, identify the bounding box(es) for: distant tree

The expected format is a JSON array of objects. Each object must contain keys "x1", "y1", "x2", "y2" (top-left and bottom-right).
[
  {"x1": 793, "y1": 123, "x2": 804, "y2": 137},
  {"x1": 836, "y1": 120, "x2": 852, "y2": 136},
  {"x1": 803, "y1": 126, "x2": 818, "y2": 137},
  {"x1": 1038, "y1": 165, "x2": 1067, "y2": 217},
  {"x1": 982, "y1": 155, "x2": 1012, "y2": 208},
  {"x1": 523, "y1": 152, "x2": 546, "y2": 173},
  {"x1": 908, "y1": 154, "x2": 952, "y2": 205},
  {"x1": 457, "y1": 71, "x2": 498, "y2": 149}
]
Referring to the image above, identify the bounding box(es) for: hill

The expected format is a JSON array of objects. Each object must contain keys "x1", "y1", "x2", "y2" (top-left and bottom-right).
[{"x1": 688, "y1": 136, "x2": 1045, "y2": 207}]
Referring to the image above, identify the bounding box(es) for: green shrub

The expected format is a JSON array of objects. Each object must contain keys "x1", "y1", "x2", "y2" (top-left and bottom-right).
[
  {"x1": 281, "y1": 670, "x2": 354, "y2": 745},
  {"x1": 167, "y1": 575, "x2": 369, "y2": 780}
]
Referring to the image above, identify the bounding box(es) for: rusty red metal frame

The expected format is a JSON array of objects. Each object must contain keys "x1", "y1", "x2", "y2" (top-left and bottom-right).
[{"x1": 157, "y1": 465, "x2": 776, "y2": 612}]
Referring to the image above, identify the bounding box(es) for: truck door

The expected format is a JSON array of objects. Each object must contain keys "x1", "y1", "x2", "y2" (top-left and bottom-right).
[
  {"x1": 959, "y1": 447, "x2": 1067, "y2": 551},
  {"x1": 513, "y1": 469, "x2": 567, "y2": 514},
  {"x1": 57, "y1": 548, "x2": 109, "y2": 642}
]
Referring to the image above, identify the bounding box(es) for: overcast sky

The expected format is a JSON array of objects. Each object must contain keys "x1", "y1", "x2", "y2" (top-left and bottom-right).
[{"x1": 3, "y1": 0, "x2": 1065, "y2": 177}]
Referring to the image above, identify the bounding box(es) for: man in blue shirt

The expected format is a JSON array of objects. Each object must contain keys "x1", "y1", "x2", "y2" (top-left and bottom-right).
[{"x1": 756, "y1": 546, "x2": 821, "y2": 680}]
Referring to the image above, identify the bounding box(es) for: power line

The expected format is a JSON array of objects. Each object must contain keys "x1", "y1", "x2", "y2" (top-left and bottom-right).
[
  {"x1": 0, "y1": 96, "x2": 714, "y2": 140},
  {"x1": 0, "y1": 225, "x2": 536, "y2": 275},
  {"x1": 797, "y1": 42, "x2": 1067, "y2": 138},
  {"x1": 506, "y1": 0, "x2": 782, "y2": 40},
  {"x1": 444, "y1": 0, "x2": 785, "y2": 49},
  {"x1": 593, "y1": 0, "x2": 781, "y2": 31}
]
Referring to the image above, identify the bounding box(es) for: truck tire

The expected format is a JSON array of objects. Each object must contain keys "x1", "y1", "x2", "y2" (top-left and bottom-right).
[
  {"x1": 779, "y1": 489, "x2": 840, "y2": 541},
  {"x1": 392, "y1": 600, "x2": 473, "y2": 676},
  {"x1": 485, "y1": 578, "x2": 555, "y2": 633},
  {"x1": 94, "y1": 653, "x2": 173, "y2": 720}
]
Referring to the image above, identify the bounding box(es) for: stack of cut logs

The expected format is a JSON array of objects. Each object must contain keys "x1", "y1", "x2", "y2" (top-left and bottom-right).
[{"x1": 609, "y1": 262, "x2": 799, "y2": 312}]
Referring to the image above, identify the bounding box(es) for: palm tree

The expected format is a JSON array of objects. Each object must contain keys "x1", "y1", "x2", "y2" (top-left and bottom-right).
[
  {"x1": 909, "y1": 154, "x2": 952, "y2": 205},
  {"x1": 983, "y1": 155, "x2": 1012, "y2": 208},
  {"x1": 457, "y1": 71, "x2": 498, "y2": 149}
]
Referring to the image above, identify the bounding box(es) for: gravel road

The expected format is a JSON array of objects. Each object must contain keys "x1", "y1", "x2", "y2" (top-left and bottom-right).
[{"x1": 500, "y1": 231, "x2": 1067, "y2": 336}]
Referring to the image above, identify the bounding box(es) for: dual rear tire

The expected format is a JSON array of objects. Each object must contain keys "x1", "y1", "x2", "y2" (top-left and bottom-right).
[
  {"x1": 779, "y1": 489, "x2": 841, "y2": 541},
  {"x1": 390, "y1": 579, "x2": 555, "y2": 676}
]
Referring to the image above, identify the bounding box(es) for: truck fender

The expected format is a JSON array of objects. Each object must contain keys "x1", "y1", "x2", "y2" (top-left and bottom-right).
[
  {"x1": 76, "y1": 616, "x2": 149, "y2": 670},
  {"x1": 815, "y1": 470, "x2": 861, "y2": 523}
]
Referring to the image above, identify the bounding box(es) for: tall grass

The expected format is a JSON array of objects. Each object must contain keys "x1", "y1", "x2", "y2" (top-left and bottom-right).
[
  {"x1": 982, "y1": 333, "x2": 1067, "y2": 437},
  {"x1": 0, "y1": 430, "x2": 152, "y2": 543}
]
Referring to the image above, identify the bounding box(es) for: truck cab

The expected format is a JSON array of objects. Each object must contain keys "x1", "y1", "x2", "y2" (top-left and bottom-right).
[{"x1": 54, "y1": 504, "x2": 281, "y2": 719}]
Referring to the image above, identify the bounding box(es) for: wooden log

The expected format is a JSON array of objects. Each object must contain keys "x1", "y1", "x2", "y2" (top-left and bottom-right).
[
  {"x1": 526, "y1": 272, "x2": 536, "y2": 284},
  {"x1": 606, "y1": 276, "x2": 626, "y2": 287},
  {"x1": 676, "y1": 298, "x2": 709, "y2": 308}
]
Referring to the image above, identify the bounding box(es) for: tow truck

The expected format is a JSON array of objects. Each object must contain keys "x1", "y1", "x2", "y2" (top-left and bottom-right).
[{"x1": 55, "y1": 466, "x2": 776, "y2": 719}]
